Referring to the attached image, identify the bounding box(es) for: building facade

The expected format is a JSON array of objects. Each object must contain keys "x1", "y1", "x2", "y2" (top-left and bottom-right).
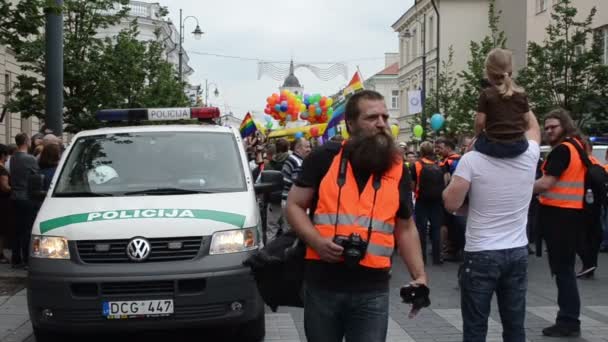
[
  {"x1": 0, "y1": 46, "x2": 42, "y2": 145},
  {"x1": 527, "y1": 0, "x2": 608, "y2": 63},
  {"x1": 363, "y1": 53, "x2": 402, "y2": 138},
  {"x1": 392, "y1": 0, "x2": 527, "y2": 141},
  {"x1": 97, "y1": 1, "x2": 195, "y2": 80}
]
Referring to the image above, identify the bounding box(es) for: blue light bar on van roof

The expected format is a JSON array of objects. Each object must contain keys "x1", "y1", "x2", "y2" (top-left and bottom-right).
[{"x1": 96, "y1": 107, "x2": 220, "y2": 122}]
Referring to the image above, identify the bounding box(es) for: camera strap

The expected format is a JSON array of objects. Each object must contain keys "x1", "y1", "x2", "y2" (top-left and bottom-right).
[
  {"x1": 366, "y1": 175, "x2": 381, "y2": 245},
  {"x1": 333, "y1": 148, "x2": 349, "y2": 236}
]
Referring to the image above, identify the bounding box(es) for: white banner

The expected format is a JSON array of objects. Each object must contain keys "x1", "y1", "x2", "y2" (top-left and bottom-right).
[{"x1": 408, "y1": 91, "x2": 422, "y2": 114}]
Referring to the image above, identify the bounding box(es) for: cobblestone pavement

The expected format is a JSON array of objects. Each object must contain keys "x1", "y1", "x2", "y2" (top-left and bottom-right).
[{"x1": 1, "y1": 253, "x2": 608, "y2": 341}]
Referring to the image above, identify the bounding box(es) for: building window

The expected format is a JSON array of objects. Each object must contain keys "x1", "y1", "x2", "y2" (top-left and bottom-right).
[
  {"x1": 391, "y1": 90, "x2": 399, "y2": 109},
  {"x1": 536, "y1": 0, "x2": 548, "y2": 14},
  {"x1": 429, "y1": 16, "x2": 434, "y2": 49},
  {"x1": 412, "y1": 29, "x2": 418, "y2": 58}
]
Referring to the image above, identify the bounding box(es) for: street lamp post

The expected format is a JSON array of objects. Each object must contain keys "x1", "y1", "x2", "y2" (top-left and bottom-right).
[
  {"x1": 178, "y1": 9, "x2": 203, "y2": 83},
  {"x1": 204, "y1": 79, "x2": 219, "y2": 107},
  {"x1": 45, "y1": 0, "x2": 64, "y2": 136},
  {"x1": 431, "y1": 0, "x2": 440, "y2": 113}
]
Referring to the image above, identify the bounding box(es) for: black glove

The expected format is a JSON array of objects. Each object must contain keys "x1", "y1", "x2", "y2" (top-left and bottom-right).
[{"x1": 400, "y1": 284, "x2": 431, "y2": 311}]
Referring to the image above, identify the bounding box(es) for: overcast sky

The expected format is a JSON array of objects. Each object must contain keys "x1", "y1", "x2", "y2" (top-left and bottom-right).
[{"x1": 160, "y1": 0, "x2": 414, "y2": 120}]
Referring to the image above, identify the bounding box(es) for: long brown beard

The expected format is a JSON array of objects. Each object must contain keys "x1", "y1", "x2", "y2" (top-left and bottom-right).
[{"x1": 346, "y1": 130, "x2": 400, "y2": 176}]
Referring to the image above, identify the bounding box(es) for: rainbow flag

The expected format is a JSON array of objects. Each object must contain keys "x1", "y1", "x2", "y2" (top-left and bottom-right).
[
  {"x1": 239, "y1": 112, "x2": 257, "y2": 138},
  {"x1": 343, "y1": 71, "x2": 364, "y2": 97},
  {"x1": 323, "y1": 102, "x2": 346, "y2": 139}
]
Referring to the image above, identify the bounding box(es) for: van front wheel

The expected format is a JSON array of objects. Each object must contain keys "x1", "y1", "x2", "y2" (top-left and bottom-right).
[{"x1": 236, "y1": 313, "x2": 265, "y2": 342}]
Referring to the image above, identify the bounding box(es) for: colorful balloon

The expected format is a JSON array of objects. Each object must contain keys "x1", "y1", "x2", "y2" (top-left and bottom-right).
[
  {"x1": 413, "y1": 125, "x2": 423, "y2": 138},
  {"x1": 295, "y1": 132, "x2": 304, "y2": 139},
  {"x1": 391, "y1": 124, "x2": 399, "y2": 138},
  {"x1": 430, "y1": 113, "x2": 445, "y2": 131}
]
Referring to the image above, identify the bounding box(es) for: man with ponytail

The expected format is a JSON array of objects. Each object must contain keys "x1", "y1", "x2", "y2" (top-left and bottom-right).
[{"x1": 474, "y1": 48, "x2": 532, "y2": 158}]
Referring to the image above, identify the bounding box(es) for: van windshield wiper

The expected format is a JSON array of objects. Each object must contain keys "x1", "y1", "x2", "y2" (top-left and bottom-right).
[
  {"x1": 54, "y1": 191, "x2": 115, "y2": 197},
  {"x1": 123, "y1": 188, "x2": 215, "y2": 196}
]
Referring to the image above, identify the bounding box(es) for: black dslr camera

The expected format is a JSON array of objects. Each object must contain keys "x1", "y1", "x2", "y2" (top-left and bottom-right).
[{"x1": 333, "y1": 233, "x2": 368, "y2": 268}]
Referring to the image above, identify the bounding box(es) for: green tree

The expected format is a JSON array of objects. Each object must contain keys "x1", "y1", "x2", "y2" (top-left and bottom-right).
[
  {"x1": 0, "y1": 0, "x2": 130, "y2": 132},
  {"x1": 0, "y1": 0, "x2": 188, "y2": 133},
  {"x1": 453, "y1": 0, "x2": 507, "y2": 136},
  {"x1": 517, "y1": 0, "x2": 608, "y2": 134},
  {"x1": 423, "y1": 46, "x2": 462, "y2": 138}
]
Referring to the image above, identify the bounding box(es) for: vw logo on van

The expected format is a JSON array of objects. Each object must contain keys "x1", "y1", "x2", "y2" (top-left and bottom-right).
[{"x1": 126, "y1": 237, "x2": 151, "y2": 261}]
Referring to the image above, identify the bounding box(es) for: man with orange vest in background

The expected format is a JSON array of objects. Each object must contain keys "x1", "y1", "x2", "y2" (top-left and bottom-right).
[
  {"x1": 534, "y1": 109, "x2": 590, "y2": 337},
  {"x1": 410, "y1": 141, "x2": 447, "y2": 265},
  {"x1": 437, "y1": 138, "x2": 465, "y2": 261},
  {"x1": 286, "y1": 90, "x2": 427, "y2": 342},
  {"x1": 574, "y1": 137, "x2": 608, "y2": 279},
  {"x1": 601, "y1": 148, "x2": 608, "y2": 253}
]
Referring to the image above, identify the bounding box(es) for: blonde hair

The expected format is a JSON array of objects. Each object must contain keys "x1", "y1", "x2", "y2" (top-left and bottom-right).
[{"x1": 485, "y1": 48, "x2": 524, "y2": 99}]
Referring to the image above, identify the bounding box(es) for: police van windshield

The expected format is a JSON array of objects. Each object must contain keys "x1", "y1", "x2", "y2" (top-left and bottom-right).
[{"x1": 54, "y1": 131, "x2": 246, "y2": 196}]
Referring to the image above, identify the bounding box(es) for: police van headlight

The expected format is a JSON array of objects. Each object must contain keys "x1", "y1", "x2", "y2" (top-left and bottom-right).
[
  {"x1": 31, "y1": 235, "x2": 70, "y2": 259},
  {"x1": 209, "y1": 228, "x2": 258, "y2": 255}
]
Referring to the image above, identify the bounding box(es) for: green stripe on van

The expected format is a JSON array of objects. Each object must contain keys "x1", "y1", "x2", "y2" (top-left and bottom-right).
[{"x1": 39, "y1": 209, "x2": 246, "y2": 234}]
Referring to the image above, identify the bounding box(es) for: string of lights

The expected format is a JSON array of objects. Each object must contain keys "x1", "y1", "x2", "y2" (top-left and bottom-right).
[{"x1": 185, "y1": 49, "x2": 384, "y2": 64}]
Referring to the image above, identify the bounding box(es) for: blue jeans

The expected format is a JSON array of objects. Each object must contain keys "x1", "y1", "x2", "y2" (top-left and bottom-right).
[
  {"x1": 415, "y1": 200, "x2": 443, "y2": 263},
  {"x1": 474, "y1": 133, "x2": 528, "y2": 158},
  {"x1": 459, "y1": 246, "x2": 528, "y2": 342},
  {"x1": 12, "y1": 199, "x2": 36, "y2": 265},
  {"x1": 304, "y1": 284, "x2": 389, "y2": 342},
  {"x1": 554, "y1": 262, "x2": 581, "y2": 326}
]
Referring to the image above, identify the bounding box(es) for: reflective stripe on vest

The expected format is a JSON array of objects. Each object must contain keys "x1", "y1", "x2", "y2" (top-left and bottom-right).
[
  {"x1": 306, "y1": 146, "x2": 402, "y2": 269},
  {"x1": 539, "y1": 140, "x2": 585, "y2": 209},
  {"x1": 313, "y1": 213, "x2": 394, "y2": 235}
]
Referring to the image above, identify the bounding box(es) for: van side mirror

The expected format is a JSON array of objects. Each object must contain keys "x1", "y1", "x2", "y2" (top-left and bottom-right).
[
  {"x1": 254, "y1": 170, "x2": 283, "y2": 195},
  {"x1": 28, "y1": 173, "x2": 47, "y2": 201}
]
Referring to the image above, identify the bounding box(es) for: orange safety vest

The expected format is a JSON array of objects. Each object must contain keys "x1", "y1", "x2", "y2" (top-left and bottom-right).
[
  {"x1": 414, "y1": 158, "x2": 437, "y2": 199},
  {"x1": 590, "y1": 155, "x2": 608, "y2": 173},
  {"x1": 539, "y1": 139, "x2": 585, "y2": 209},
  {"x1": 306, "y1": 148, "x2": 402, "y2": 269},
  {"x1": 439, "y1": 153, "x2": 461, "y2": 168}
]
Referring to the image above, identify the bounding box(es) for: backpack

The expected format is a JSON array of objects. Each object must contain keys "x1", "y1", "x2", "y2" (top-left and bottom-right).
[
  {"x1": 243, "y1": 231, "x2": 305, "y2": 312},
  {"x1": 567, "y1": 138, "x2": 608, "y2": 215},
  {"x1": 418, "y1": 160, "x2": 446, "y2": 201}
]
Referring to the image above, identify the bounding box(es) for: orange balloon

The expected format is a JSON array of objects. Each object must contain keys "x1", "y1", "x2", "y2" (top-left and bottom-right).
[{"x1": 309, "y1": 105, "x2": 316, "y2": 115}]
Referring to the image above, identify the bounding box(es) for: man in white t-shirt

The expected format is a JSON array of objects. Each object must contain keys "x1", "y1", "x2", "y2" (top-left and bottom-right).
[{"x1": 442, "y1": 112, "x2": 541, "y2": 342}]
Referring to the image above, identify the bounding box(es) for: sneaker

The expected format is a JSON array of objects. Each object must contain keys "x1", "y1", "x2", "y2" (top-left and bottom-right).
[
  {"x1": 542, "y1": 324, "x2": 581, "y2": 337},
  {"x1": 576, "y1": 266, "x2": 597, "y2": 278}
]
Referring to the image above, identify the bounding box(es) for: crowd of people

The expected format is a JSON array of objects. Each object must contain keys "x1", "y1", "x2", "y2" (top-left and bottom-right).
[
  {"x1": 251, "y1": 47, "x2": 608, "y2": 342},
  {"x1": 0, "y1": 131, "x2": 63, "y2": 268},
  {"x1": 0, "y1": 47, "x2": 606, "y2": 342}
]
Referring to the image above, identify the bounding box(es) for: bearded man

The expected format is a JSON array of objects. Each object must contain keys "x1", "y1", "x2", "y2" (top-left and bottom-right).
[{"x1": 286, "y1": 90, "x2": 427, "y2": 342}]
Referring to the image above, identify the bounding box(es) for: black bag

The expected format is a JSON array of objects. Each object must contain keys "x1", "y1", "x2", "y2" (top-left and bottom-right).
[
  {"x1": 567, "y1": 138, "x2": 608, "y2": 213},
  {"x1": 418, "y1": 161, "x2": 445, "y2": 201},
  {"x1": 243, "y1": 231, "x2": 305, "y2": 312}
]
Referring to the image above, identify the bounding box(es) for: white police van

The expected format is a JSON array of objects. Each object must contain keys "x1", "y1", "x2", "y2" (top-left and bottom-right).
[
  {"x1": 27, "y1": 107, "x2": 271, "y2": 341},
  {"x1": 540, "y1": 144, "x2": 607, "y2": 163}
]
